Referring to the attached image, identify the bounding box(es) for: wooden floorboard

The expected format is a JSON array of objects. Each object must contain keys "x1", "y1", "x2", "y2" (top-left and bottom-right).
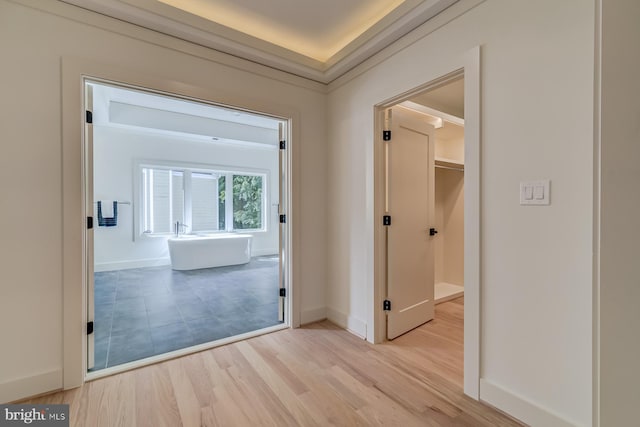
[{"x1": 26, "y1": 297, "x2": 522, "y2": 426}]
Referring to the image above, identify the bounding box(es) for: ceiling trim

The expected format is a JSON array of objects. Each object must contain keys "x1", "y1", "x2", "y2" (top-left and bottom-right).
[
  {"x1": 328, "y1": 0, "x2": 485, "y2": 92},
  {"x1": 59, "y1": 0, "x2": 460, "y2": 84}
]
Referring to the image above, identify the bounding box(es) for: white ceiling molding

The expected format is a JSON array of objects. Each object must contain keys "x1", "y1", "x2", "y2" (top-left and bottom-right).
[
  {"x1": 60, "y1": 0, "x2": 459, "y2": 83},
  {"x1": 399, "y1": 101, "x2": 465, "y2": 126}
]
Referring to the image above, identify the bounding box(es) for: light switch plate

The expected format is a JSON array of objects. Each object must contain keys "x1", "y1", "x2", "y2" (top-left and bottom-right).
[{"x1": 520, "y1": 180, "x2": 550, "y2": 205}]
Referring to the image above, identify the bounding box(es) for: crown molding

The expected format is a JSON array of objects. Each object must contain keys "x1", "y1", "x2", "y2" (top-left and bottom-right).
[{"x1": 59, "y1": 0, "x2": 459, "y2": 84}]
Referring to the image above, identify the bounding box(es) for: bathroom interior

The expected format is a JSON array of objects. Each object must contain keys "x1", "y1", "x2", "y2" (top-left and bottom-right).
[{"x1": 88, "y1": 81, "x2": 285, "y2": 371}]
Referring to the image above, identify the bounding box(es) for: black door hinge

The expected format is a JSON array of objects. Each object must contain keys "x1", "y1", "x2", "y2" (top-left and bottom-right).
[
  {"x1": 86, "y1": 110, "x2": 93, "y2": 124},
  {"x1": 87, "y1": 321, "x2": 94, "y2": 335},
  {"x1": 280, "y1": 140, "x2": 286, "y2": 150},
  {"x1": 383, "y1": 300, "x2": 391, "y2": 311},
  {"x1": 280, "y1": 214, "x2": 286, "y2": 224},
  {"x1": 383, "y1": 130, "x2": 391, "y2": 141},
  {"x1": 279, "y1": 288, "x2": 286, "y2": 297},
  {"x1": 87, "y1": 216, "x2": 93, "y2": 229},
  {"x1": 429, "y1": 228, "x2": 438, "y2": 236},
  {"x1": 383, "y1": 215, "x2": 391, "y2": 226}
]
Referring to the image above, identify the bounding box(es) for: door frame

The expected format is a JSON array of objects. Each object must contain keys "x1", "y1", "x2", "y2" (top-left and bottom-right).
[
  {"x1": 373, "y1": 46, "x2": 481, "y2": 399},
  {"x1": 61, "y1": 57, "x2": 300, "y2": 389}
]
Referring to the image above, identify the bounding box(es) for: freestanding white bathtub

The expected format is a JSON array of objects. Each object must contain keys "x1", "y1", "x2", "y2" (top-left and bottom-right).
[{"x1": 167, "y1": 233, "x2": 252, "y2": 270}]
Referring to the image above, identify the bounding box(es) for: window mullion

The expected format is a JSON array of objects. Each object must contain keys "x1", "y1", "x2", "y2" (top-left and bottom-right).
[
  {"x1": 184, "y1": 170, "x2": 193, "y2": 231},
  {"x1": 225, "y1": 173, "x2": 233, "y2": 231},
  {"x1": 149, "y1": 169, "x2": 154, "y2": 233}
]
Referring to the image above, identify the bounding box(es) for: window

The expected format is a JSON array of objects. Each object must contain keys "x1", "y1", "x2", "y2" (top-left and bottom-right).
[
  {"x1": 142, "y1": 168, "x2": 184, "y2": 234},
  {"x1": 140, "y1": 164, "x2": 266, "y2": 235},
  {"x1": 232, "y1": 175, "x2": 263, "y2": 230},
  {"x1": 191, "y1": 172, "x2": 219, "y2": 232}
]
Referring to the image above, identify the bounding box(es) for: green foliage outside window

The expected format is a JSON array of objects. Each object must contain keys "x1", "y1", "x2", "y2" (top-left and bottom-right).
[
  {"x1": 217, "y1": 174, "x2": 263, "y2": 230},
  {"x1": 218, "y1": 176, "x2": 226, "y2": 230},
  {"x1": 233, "y1": 175, "x2": 263, "y2": 229}
]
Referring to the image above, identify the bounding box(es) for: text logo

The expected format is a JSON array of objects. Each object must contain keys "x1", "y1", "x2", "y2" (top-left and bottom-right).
[{"x1": 0, "y1": 405, "x2": 68, "y2": 427}]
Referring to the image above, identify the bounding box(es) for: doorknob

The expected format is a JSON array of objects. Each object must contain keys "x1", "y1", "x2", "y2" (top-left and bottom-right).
[{"x1": 429, "y1": 228, "x2": 438, "y2": 236}]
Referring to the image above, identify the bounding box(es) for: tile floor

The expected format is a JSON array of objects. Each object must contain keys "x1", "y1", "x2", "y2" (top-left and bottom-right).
[{"x1": 91, "y1": 256, "x2": 281, "y2": 371}]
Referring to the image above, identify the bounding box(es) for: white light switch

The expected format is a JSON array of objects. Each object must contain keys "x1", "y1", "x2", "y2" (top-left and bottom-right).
[
  {"x1": 533, "y1": 185, "x2": 544, "y2": 200},
  {"x1": 520, "y1": 180, "x2": 550, "y2": 205},
  {"x1": 524, "y1": 186, "x2": 533, "y2": 200}
]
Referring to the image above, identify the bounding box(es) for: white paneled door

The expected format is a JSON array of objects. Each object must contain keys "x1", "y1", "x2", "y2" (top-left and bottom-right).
[{"x1": 386, "y1": 107, "x2": 436, "y2": 340}]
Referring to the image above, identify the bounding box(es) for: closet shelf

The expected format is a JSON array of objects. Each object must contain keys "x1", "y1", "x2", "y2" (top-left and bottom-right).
[{"x1": 435, "y1": 158, "x2": 464, "y2": 171}]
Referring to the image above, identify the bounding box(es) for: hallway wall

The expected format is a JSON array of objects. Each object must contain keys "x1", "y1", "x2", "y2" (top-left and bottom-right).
[
  {"x1": 0, "y1": 0, "x2": 327, "y2": 403},
  {"x1": 326, "y1": 1, "x2": 594, "y2": 425}
]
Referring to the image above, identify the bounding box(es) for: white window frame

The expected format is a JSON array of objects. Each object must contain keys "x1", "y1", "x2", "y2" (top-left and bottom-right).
[{"x1": 134, "y1": 159, "x2": 269, "y2": 239}]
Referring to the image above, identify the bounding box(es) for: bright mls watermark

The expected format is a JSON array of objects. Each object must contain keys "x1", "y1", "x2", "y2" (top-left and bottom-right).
[{"x1": 0, "y1": 405, "x2": 68, "y2": 426}]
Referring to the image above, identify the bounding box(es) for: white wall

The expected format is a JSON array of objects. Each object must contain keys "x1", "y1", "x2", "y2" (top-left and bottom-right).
[
  {"x1": 93, "y1": 125, "x2": 280, "y2": 271},
  {"x1": 599, "y1": 1, "x2": 640, "y2": 425},
  {"x1": 434, "y1": 124, "x2": 465, "y2": 286},
  {"x1": 0, "y1": 0, "x2": 326, "y2": 403},
  {"x1": 327, "y1": 1, "x2": 594, "y2": 425},
  {"x1": 434, "y1": 168, "x2": 464, "y2": 286}
]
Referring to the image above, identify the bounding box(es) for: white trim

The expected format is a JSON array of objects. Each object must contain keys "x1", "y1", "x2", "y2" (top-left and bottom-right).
[
  {"x1": 58, "y1": 0, "x2": 459, "y2": 84},
  {"x1": 94, "y1": 258, "x2": 170, "y2": 272},
  {"x1": 329, "y1": 0, "x2": 485, "y2": 90},
  {"x1": 480, "y1": 379, "x2": 577, "y2": 427},
  {"x1": 300, "y1": 307, "x2": 327, "y2": 325},
  {"x1": 398, "y1": 101, "x2": 465, "y2": 126},
  {"x1": 11, "y1": 0, "x2": 324, "y2": 92},
  {"x1": 327, "y1": 308, "x2": 367, "y2": 339},
  {"x1": 252, "y1": 248, "x2": 279, "y2": 257},
  {"x1": 463, "y1": 45, "x2": 481, "y2": 400},
  {"x1": 592, "y1": 1, "x2": 602, "y2": 426},
  {"x1": 371, "y1": 47, "x2": 481, "y2": 400},
  {"x1": 94, "y1": 251, "x2": 277, "y2": 272},
  {"x1": 0, "y1": 370, "x2": 62, "y2": 403}
]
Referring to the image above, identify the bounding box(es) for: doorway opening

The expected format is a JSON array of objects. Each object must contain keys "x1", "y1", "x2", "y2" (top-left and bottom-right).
[
  {"x1": 374, "y1": 70, "x2": 468, "y2": 388},
  {"x1": 84, "y1": 79, "x2": 290, "y2": 375},
  {"x1": 408, "y1": 80, "x2": 465, "y2": 305}
]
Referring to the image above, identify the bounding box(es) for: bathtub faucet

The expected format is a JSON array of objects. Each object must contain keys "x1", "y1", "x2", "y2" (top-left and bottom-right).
[{"x1": 175, "y1": 221, "x2": 189, "y2": 237}]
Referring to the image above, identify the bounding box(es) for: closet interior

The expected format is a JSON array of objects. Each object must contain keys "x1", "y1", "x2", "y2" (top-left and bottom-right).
[{"x1": 434, "y1": 121, "x2": 464, "y2": 303}]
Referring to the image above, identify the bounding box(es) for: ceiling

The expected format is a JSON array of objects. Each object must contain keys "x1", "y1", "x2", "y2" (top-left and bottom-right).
[
  {"x1": 410, "y1": 77, "x2": 464, "y2": 118},
  {"x1": 61, "y1": 0, "x2": 459, "y2": 83}
]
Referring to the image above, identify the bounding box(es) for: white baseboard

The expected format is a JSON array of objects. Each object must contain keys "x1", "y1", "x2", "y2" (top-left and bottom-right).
[
  {"x1": 300, "y1": 306, "x2": 327, "y2": 325},
  {"x1": 95, "y1": 251, "x2": 278, "y2": 272},
  {"x1": 95, "y1": 257, "x2": 170, "y2": 272},
  {"x1": 326, "y1": 308, "x2": 367, "y2": 339},
  {"x1": 480, "y1": 379, "x2": 577, "y2": 427},
  {"x1": 0, "y1": 369, "x2": 62, "y2": 403},
  {"x1": 252, "y1": 248, "x2": 278, "y2": 257}
]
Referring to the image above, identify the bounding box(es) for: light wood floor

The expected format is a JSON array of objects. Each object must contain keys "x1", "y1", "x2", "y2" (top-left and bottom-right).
[{"x1": 27, "y1": 298, "x2": 522, "y2": 426}]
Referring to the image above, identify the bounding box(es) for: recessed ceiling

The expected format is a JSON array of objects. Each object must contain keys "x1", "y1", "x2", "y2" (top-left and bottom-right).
[
  {"x1": 158, "y1": 0, "x2": 406, "y2": 62},
  {"x1": 61, "y1": 0, "x2": 459, "y2": 83}
]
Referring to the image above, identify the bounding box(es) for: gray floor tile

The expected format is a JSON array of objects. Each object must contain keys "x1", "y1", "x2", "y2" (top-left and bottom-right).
[
  {"x1": 89, "y1": 336, "x2": 109, "y2": 371},
  {"x1": 150, "y1": 322, "x2": 194, "y2": 354},
  {"x1": 176, "y1": 303, "x2": 214, "y2": 321},
  {"x1": 93, "y1": 256, "x2": 279, "y2": 371},
  {"x1": 115, "y1": 285, "x2": 145, "y2": 300},
  {"x1": 108, "y1": 330, "x2": 154, "y2": 367},
  {"x1": 186, "y1": 316, "x2": 232, "y2": 345},
  {"x1": 147, "y1": 306, "x2": 183, "y2": 328},
  {"x1": 144, "y1": 294, "x2": 178, "y2": 311},
  {"x1": 113, "y1": 297, "x2": 146, "y2": 314},
  {"x1": 111, "y1": 310, "x2": 148, "y2": 334}
]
